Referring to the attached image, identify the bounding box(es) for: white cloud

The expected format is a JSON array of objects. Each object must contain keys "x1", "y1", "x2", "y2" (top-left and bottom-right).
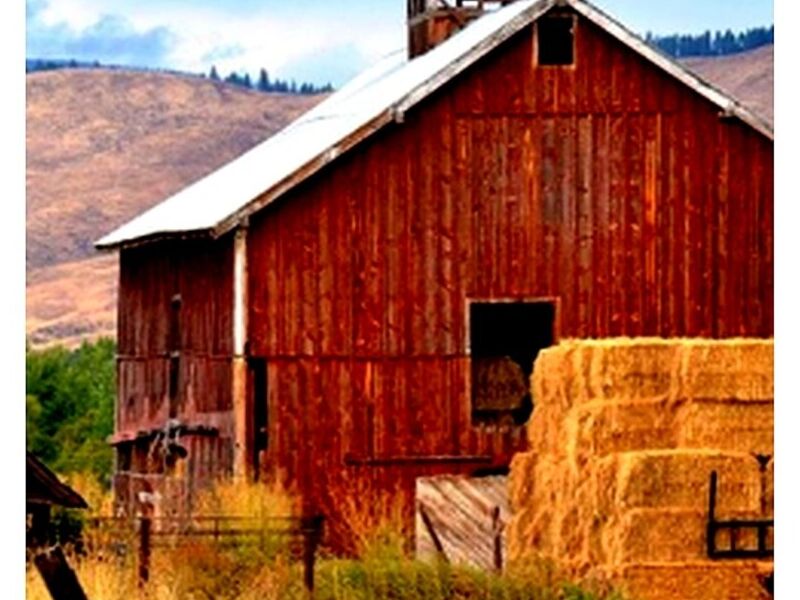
[{"x1": 28, "y1": 0, "x2": 405, "y2": 85}]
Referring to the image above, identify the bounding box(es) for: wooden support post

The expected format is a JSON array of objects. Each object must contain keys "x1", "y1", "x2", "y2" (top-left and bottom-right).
[
  {"x1": 492, "y1": 505, "x2": 503, "y2": 572},
  {"x1": 706, "y1": 470, "x2": 718, "y2": 558},
  {"x1": 232, "y1": 225, "x2": 249, "y2": 479},
  {"x1": 302, "y1": 516, "x2": 323, "y2": 595},
  {"x1": 33, "y1": 546, "x2": 89, "y2": 600},
  {"x1": 138, "y1": 516, "x2": 151, "y2": 586}
]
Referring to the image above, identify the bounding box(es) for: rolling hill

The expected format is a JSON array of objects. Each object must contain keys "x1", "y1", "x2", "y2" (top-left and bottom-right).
[
  {"x1": 26, "y1": 69, "x2": 323, "y2": 347},
  {"x1": 683, "y1": 44, "x2": 773, "y2": 125},
  {"x1": 25, "y1": 46, "x2": 773, "y2": 348}
]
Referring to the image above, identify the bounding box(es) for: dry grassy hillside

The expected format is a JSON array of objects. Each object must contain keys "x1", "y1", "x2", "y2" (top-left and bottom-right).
[
  {"x1": 26, "y1": 69, "x2": 323, "y2": 346},
  {"x1": 683, "y1": 44, "x2": 773, "y2": 126},
  {"x1": 26, "y1": 45, "x2": 773, "y2": 348}
]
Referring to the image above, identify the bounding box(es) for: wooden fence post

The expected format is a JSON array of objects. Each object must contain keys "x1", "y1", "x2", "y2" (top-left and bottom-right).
[
  {"x1": 492, "y1": 505, "x2": 503, "y2": 572},
  {"x1": 138, "y1": 516, "x2": 151, "y2": 586},
  {"x1": 302, "y1": 515, "x2": 323, "y2": 595}
]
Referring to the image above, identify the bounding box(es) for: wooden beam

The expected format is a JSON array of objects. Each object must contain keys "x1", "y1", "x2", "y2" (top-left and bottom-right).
[{"x1": 232, "y1": 225, "x2": 249, "y2": 479}]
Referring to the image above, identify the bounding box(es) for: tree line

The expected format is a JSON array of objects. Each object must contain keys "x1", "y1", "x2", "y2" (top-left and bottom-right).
[
  {"x1": 208, "y1": 66, "x2": 333, "y2": 95},
  {"x1": 646, "y1": 25, "x2": 773, "y2": 58},
  {"x1": 26, "y1": 58, "x2": 334, "y2": 96}
]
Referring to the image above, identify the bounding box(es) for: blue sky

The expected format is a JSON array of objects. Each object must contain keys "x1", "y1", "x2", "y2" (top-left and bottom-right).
[{"x1": 26, "y1": 0, "x2": 773, "y2": 87}]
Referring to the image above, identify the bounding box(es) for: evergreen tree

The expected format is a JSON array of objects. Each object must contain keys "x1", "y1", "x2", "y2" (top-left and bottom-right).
[
  {"x1": 209, "y1": 65, "x2": 220, "y2": 81},
  {"x1": 257, "y1": 68, "x2": 270, "y2": 92}
]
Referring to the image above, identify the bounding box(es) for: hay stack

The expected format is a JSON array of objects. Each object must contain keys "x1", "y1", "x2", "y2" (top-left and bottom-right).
[{"x1": 508, "y1": 339, "x2": 773, "y2": 600}]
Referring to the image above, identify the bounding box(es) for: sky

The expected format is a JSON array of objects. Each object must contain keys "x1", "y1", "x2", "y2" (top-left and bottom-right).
[{"x1": 26, "y1": 0, "x2": 774, "y2": 87}]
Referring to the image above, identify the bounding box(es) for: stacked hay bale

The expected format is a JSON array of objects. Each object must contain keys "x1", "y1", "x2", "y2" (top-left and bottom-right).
[{"x1": 507, "y1": 339, "x2": 773, "y2": 600}]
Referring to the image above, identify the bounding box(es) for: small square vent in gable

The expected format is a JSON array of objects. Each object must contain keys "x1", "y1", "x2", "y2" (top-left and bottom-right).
[{"x1": 537, "y1": 13, "x2": 576, "y2": 66}]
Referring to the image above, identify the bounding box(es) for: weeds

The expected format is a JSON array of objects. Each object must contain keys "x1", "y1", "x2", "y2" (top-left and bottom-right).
[{"x1": 26, "y1": 476, "x2": 626, "y2": 600}]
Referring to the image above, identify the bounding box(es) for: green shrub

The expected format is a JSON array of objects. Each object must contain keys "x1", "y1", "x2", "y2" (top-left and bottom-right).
[{"x1": 26, "y1": 338, "x2": 116, "y2": 483}]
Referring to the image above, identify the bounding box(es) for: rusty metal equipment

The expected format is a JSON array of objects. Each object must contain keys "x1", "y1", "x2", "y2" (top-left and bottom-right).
[{"x1": 706, "y1": 470, "x2": 773, "y2": 560}]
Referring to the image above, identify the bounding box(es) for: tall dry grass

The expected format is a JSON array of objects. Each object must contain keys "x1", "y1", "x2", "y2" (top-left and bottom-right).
[{"x1": 26, "y1": 475, "x2": 627, "y2": 600}]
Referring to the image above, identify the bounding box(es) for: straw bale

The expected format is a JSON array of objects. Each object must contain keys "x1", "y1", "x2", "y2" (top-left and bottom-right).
[
  {"x1": 531, "y1": 339, "x2": 682, "y2": 407},
  {"x1": 473, "y1": 356, "x2": 529, "y2": 411},
  {"x1": 569, "y1": 399, "x2": 679, "y2": 457},
  {"x1": 508, "y1": 451, "x2": 537, "y2": 508},
  {"x1": 609, "y1": 508, "x2": 708, "y2": 563},
  {"x1": 615, "y1": 450, "x2": 761, "y2": 513},
  {"x1": 602, "y1": 562, "x2": 772, "y2": 600},
  {"x1": 525, "y1": 404, "x2": 565, "y2": 453},
  {"x1": 766, "y1": 458, "x2": 774, "y2": 513},
  {"x1": 510, "y1": 338, "x2": 773, "y2": 600},
  {"x1": 675, "y1": 399, "x2": 773, "y2": 454},
  {"x1": 531, "y1": 338, "x2": 773, "y2": 410},
  {"x1": 678, "y1": 341, "x2": 773, "y2": 401}
]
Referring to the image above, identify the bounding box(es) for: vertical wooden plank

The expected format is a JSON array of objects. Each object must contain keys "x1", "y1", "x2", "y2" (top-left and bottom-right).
[
  {"x1": 438, "y1": 95, "x2": 457, "y2": 355},
  {"x1": 576, "y1": 114, "x2": 593, "y2": 337},
  {"x1": 558, "y1": 115, "x2": 577, "y2": 328},
  {"x1": 760, "y1": 137, "x2": 775, "y2": 336},
  {"x1": 626, "y1": 112, "x2": 644, "y2": 335},
  {"x1": 421, "y1": 108, "x2": 438, "y2": 355},
  {"x1": 608, "y1": 114, "x2": 626, "y2": 335},
  {"x1": 540, "y1": 117, "x2": 558, "y2": 296}
]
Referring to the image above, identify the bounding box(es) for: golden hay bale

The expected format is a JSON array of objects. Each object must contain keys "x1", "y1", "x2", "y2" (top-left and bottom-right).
[
  {"x1": 600, "y1": 562, "x2": 772, "y2": 600},
  {"x1": 615, "y1": 450, "x2": 761, "y2": 513},
  {"x1": 678, "y1": 341, "x2": 773, "y2": 401},
  {"x1": 609, "y1": 508, "x2": 709, "y2": 563},
  {"x1": 472, "y1": 356, "x2": 529, "y2": 411},
  {"x1": 766, "y1": 458, "x2": 774, "y2": 513},
  {"x1": 511, "y1": 338, "x2": 774, "y2": 600},
  {"x1": 531, "y1": 338, "x2": 773, "y2": 409},
  {"x1": 525, "y1": 404, "x2": 565, "y2": 451},
  {"x1": 568, "y1": 399, "x2": 679, "y2": 457},
  {"x1": 674, "y1": 398, "x2": 773, "y2": 455}
]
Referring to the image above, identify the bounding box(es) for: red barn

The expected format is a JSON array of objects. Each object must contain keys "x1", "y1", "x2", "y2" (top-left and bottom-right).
[{"x1": 96, "y1": 0, "x2": 773, "y2": 540}]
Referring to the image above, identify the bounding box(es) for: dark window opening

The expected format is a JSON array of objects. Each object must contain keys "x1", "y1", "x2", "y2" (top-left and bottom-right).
[
  {"x1": 248, "y1": 358, "x2": 268, "y2": 481},
  {"x1": 538, "y1": 15, "x2": 575, "y2": 66},
  {"x1": 117, "y1": 444, "x2": 132, "y2": 472},
  {"x1": 469, "y1": 301, "x2": 556, "y2": 425},
  {"x1": 132, "y1": 440, "x2": 150, "y2": 473},
  {"x1": 472, "y1": 465, "x2": 511, "y2": 478},
  {"x1": 168, "y1": 294, "x2": 182, "y2": 418}
]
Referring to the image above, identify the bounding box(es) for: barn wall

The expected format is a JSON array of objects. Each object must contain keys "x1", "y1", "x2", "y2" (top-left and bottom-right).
[
  {"x1": 244, "y1": 12, "x2": 773, "y2": 534},
  {"x1": 116, "y1": 237, "x2": 236, "y2": 490}
]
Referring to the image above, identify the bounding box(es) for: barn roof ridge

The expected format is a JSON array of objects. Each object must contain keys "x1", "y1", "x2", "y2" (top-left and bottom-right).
[{"x1": 95, "y1": 0, "x2": 773, "y2": 250}]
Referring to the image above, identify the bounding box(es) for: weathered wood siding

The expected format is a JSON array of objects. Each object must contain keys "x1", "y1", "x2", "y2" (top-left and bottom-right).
[
  {"x1": 116, "y1": 237, "x2": 236, "y2": 477},
  {"x1": 245, "y1": 12, "x2": 773, "y2": 534}
]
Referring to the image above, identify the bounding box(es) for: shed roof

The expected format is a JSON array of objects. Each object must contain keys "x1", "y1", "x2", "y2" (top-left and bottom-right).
[
  {"x1": 26, "y1": 452, "x2": 88, "y2": 509},
  {"x1": 96, "y1": 0, "x2": 773, "y2": 250}
]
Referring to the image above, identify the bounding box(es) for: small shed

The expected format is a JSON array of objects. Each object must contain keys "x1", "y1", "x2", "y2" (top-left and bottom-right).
[
  {"x1": 26, "y1": 452, "x2": 89, "y2": 600},
  {"x1": 27, "y1": 452, "x2": 88, "y2": 546}
]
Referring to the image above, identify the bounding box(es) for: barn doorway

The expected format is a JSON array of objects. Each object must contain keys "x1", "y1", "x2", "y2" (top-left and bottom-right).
[
  {"x1": 247, "y1": 358, "x2": 269, "y2": 481},
  {"x1": 468, "y1": 299, "x2": 557, "y2": 425}
]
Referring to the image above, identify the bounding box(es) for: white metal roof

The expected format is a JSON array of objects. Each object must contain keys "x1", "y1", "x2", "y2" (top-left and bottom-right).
[{"x1": 96, "y1": 0, "x2": 773, "y2": 250}]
